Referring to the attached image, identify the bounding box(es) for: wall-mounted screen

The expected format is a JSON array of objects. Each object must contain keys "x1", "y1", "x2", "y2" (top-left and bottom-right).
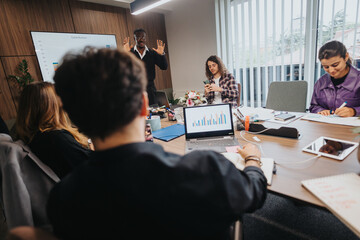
[{"x1": 30, "y1": 32, "x2": 117, "y2": 83}]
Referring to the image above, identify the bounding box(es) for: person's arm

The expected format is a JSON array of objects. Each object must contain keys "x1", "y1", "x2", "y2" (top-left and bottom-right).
[
  {"x1": 351, "y1": 106, "x2": 360, "y2": 117},
  {"x1": 122, "y1": 37, "x2": 132, "y2": 52},
  {"x1": 152, "y1": 40, "x2": 168, "y2": 70},
  {"x1": 220, "y1": 74, "x2": 238, "y2": 99},
  {"x1": 309, "y1": 80, "x2": 329, "y2": 114},
  {"x1": 52, "y1": 131, "x2": 91, "y2": 168},
  {"x1": 175, "y1": 149, "x2": 267, "y2": 215}
]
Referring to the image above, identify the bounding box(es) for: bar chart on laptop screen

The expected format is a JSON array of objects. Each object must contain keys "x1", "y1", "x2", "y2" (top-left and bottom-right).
[{"x1": 185, "y1": 105, "x2": 232, "y2": 133}]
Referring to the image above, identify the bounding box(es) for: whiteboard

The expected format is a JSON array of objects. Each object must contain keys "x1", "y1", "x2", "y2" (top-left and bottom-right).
[{"x1": 31, "y1": 32, "x2": 117, "y2": 83}]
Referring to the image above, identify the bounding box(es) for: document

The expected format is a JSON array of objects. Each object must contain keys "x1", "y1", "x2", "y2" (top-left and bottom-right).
[
  {"x1": 301, "y1": 113, "x2": 360, "y2": 126},
  {"x1": 222, "y1": 152, "x2": 274, "y2": 185},
  {"x1": 236, "y1": 106, "x2": 274, "y2": 121},
  {"x1": 302, "y1": 173, "x2": 360, "y2": 237}
]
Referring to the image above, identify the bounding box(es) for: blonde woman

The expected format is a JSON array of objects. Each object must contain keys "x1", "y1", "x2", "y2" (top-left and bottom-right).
[{"x1": 16, "y1": 82, "x2": 92, "y2": 178}]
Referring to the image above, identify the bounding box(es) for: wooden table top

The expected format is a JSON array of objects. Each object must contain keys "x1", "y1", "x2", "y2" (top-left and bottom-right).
[{"x1": 154, "y1": 117, "x2": 360, "y2": 208}]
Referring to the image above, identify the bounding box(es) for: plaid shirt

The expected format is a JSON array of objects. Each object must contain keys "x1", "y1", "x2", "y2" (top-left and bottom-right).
[{"x1": 205, "y1": 73, "x2": 239, "y2": 107}]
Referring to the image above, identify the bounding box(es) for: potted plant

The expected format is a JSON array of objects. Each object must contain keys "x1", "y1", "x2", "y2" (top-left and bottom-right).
[{"x1": 7, "y1": 59, "x2": 34, "y2": 89}]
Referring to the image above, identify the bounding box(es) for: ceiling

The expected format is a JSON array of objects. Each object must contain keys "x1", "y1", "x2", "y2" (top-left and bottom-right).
[{"x1": 78, "y1": 0, "x2": 182, "y2": 13}]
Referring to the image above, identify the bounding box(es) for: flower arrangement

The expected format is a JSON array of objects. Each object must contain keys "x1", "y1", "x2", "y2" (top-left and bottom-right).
[{"x1": 178, "y1": 90, "x2": 207, "y2": 107}]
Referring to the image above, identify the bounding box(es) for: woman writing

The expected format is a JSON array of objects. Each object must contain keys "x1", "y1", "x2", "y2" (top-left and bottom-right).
[
  {"x1": 16, "y1": 82, "x2": 92, "y2": 178},
  {"x1": 310, "y1": 40, "x2": 360, "y2": 117},
  {"x1": 204, "y1": 55, "x2": 239, "y2": 107}
]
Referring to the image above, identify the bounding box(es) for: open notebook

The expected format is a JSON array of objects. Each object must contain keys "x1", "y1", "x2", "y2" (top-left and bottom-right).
[
  {"x1": 302, "y1": 173, "x2": 360, "y2": 237},
  {"x1": 222, "y1": 152, "x2": 274, "y2": 185}
]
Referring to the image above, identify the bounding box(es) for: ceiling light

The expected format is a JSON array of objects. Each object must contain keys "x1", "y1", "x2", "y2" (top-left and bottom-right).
[{"x1": 130, "y1": 0, "x2": 172, "y2": 15}]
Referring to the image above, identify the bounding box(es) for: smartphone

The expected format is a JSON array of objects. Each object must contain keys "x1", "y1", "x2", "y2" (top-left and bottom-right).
[
  {"x1": 274, "y1": 113, "x2": 296, "y2": 121},
  {"x1": 203, "y1": 80, "x2": 210, "y2": 85},
  {"x1": 145, "y1": 123, "x2": 154, "y2": 142}
]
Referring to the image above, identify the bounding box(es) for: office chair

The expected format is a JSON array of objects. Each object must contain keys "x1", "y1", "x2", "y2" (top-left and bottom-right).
[
  {"x1": 237, "y1": 83, "x2": 241, "y2": 107},
  {"x1": 265, "y1": 81, "x2": 308, "y2": 112}
]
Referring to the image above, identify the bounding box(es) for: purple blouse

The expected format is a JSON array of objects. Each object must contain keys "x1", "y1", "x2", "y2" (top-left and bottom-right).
[{"x1": 309, "y1": 65, "x2": 360, "y2": 116}]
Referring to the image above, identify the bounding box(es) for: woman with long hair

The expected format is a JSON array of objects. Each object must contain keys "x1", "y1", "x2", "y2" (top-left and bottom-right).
[
  {"x1": 204, "y1": 55, "x2": 239, "y2": 107},
  {"x1": 310, "y1": 40, "x2": 360, "y2": 117},
  {"x1": 16, "y1": 82, "x2": 91, "y2": 178}
]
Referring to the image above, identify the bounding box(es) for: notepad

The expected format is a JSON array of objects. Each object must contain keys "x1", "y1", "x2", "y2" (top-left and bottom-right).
[
  {"x1": 301, "y1": 113, "x2": 360, "y2": 126},
  {"x1": 221, "y1": 152, "x2": 274, "y2": 185},
  {"x1": 301, "y1": 173, "x2": 360, "y2": 237},
  {"x1": 153, "y1": 124, "x2": 185, "y2": 142}
]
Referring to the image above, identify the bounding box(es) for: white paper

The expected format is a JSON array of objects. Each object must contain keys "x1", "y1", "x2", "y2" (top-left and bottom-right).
[{"x1": 301, "y1": 113, "x2": 360, "y2": 126}]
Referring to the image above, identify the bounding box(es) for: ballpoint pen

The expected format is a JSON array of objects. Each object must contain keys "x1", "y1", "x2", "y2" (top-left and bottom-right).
[
  {"x1": 338, "y1": 101, "x2": 347, "y2": 109},
  {"x1": 330, "y1": 101, "x2": 347, "y2": 114}
]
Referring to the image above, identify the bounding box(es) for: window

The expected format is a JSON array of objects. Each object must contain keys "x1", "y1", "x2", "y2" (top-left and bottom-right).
[{"x1": 215, "y1": 0, "x2": 360, "y2": 107}]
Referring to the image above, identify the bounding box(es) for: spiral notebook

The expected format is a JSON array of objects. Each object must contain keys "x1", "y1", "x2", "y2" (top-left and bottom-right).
[{"x1": 301, "y1": 173, "x2": 360, "y2": 237}]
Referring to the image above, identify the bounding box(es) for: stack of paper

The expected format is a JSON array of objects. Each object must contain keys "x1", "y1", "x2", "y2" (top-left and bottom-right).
[
  {"x1": 237, "y1": 106, "x2": 274, "y2": 121},
  {"x1": 301, "y1": 113, "x2": 360, "y2": 126}
]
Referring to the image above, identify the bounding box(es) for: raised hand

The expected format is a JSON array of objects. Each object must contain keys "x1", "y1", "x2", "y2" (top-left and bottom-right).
[
  {"x1": 123, "y1": 37, "x2": 132, "y2": 52},
  {"x1": 152, "y1": 39, "x2": 165, "y2": 55}
]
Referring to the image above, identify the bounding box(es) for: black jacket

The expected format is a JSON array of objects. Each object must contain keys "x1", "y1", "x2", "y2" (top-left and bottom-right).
[
  {"x1": 29, "y1": 130, "x2": 91, "y2": 179},
  {"x1": 130, "y1": 47, "x2": 168, "y2": 84},
  {"x1": 47, "y1": 142, "x2": 267, "y2": 239}
]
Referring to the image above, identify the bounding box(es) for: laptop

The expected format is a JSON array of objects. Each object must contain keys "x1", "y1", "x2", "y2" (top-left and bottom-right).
[
  {"x1": 184, "y1": 103, "x2": 240, "y2": 153},
  {"x1": 155, "y1": 91, "x2": 170, "y2": 108}
]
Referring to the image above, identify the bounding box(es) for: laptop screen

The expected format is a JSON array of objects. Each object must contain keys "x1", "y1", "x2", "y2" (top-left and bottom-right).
[{"x1": 183, "y1": 103, "x2": 234, "y2": 139}]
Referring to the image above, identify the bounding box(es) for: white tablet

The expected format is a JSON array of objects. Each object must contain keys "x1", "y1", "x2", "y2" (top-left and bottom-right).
[{"x1": 302, "y1": 136, "x2": 358, "y2": 160}]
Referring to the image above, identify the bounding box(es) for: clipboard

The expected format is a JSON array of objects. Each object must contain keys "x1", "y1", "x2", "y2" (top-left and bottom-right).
[{"x1": 153, "y1": 124, "x2": 185, "y2": 142}]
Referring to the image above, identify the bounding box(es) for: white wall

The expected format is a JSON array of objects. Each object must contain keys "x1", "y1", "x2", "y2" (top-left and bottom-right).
[{"x1": 165, "y1": 0, "x2": 217, "y2": 99}]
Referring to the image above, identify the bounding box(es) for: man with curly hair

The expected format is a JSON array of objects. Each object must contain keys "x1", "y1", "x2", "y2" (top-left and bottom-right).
[{"x1": 47, "y1": 48, "x2": 267, "y2": 240}]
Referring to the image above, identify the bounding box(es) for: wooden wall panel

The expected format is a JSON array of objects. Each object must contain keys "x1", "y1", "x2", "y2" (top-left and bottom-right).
[
  {"x1": 0, "y1": 60, "x2": 16, "y2": 120},
  {"x1": 0, "y1": 0, "x2": 75, "y2": 56},
  {"x1": 1, "y1": 56, "x2": 42, "y2": 110},
  {"x1": 70, "y1": 0, "x2": 129, "y2": 48},
  {"x1": 0, "y1": 0, "x2": 173, "y2": 119},
  {"x1": 126, "y1": 10, "x2": 172, "y2": 91}
]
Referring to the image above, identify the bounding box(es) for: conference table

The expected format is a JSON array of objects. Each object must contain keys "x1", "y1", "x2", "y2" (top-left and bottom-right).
[{"x1": 154, "y1": 115, "x2": 360, "y2": 208}]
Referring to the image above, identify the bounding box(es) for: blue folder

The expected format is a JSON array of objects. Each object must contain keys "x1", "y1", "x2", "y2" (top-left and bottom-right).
[{"x1": 153, "y1": 124, "x2": 185, "y2": 142}]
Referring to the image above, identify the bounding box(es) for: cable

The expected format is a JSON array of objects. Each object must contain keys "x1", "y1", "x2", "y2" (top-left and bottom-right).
[
  {"x1": 275, "y1": 154, "x2": 321, "y2": 169},
  {"x1": 240, "y1": 129, "x2": 321, "y2": 169},
  {"x1": 239, "y1": 130, "x2": 268, "y2": 157}
]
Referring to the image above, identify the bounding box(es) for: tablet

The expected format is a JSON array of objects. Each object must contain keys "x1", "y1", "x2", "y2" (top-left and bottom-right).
[{"x1": 302, "y1": 136, "x2": 358, "y2": 160}]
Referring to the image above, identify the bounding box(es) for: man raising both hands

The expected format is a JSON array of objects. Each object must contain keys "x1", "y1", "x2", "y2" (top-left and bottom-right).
[{"x1": 123, "y1": 28, "x2": 168, "y2": 105}]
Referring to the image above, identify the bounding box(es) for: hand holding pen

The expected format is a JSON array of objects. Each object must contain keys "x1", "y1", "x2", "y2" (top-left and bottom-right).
[{"x1": 333, "y1": 101, "x2": 356, "y2": 117}]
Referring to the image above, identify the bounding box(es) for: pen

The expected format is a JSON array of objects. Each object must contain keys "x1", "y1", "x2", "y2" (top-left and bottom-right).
[
  {"x1": 237, "y1": 109, "x2": 244, "y2": 118},
  {"x1": 149, "y1": 113, "x2": 152, "y2": 119},
  {"x1": 331, "y1": 101, "x2": 347, "y2": 114},
  {"x1": 338, "y1": 101, "x2": 347, "y2": 109}
]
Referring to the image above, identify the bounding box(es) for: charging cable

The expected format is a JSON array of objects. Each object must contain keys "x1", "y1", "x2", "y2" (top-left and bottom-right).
[{"x1": 240, "y1": 129, "x2": 321, "y2": 169}]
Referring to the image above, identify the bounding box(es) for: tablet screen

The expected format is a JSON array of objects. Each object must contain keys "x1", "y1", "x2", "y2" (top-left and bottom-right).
[{"x1": 303, "y1": 137, "x2": 358, "y2": 160}]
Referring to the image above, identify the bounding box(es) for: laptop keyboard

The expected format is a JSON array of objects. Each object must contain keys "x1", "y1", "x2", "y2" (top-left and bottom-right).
[{"x1": 190, "y1": 139, "x2": 239, "y2": 147}]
